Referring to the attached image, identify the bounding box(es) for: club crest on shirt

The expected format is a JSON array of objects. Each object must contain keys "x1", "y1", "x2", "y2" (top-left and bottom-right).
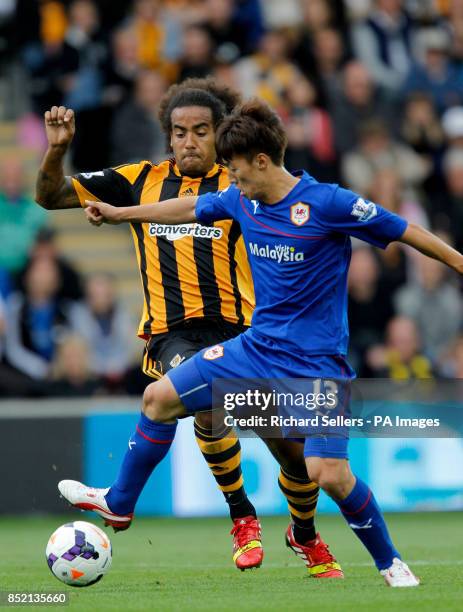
[
  {"x1": 290, "y1": 202, "x2": 310, "y2": 226},
  {"x1": 203, "y1": 345, "x2": 224, "y2": 360}
]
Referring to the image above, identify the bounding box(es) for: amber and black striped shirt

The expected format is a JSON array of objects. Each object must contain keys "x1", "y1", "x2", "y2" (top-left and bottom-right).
[{"x1": 72, "y1": 159, "x2": 254, "y2": 337}]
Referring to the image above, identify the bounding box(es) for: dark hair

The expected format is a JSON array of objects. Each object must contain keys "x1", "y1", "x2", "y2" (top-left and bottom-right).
[
  {"x1": 158, "y1": 77, "x2": 242, "y2": 151},
  {"x1": 215, "y1": 98, "x2": 287, "y2": 165}
]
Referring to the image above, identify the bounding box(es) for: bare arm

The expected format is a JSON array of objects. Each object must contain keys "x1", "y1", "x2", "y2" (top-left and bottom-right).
[
  {"x1": 85, "y1": 197, "x2": 199, "y2": 225},
  {"x1": 35, "y1": 106, "x2": 80, "y2": 210},
  {"x1": 399, "y1": 223, "x2": 463, "y2": 274}
]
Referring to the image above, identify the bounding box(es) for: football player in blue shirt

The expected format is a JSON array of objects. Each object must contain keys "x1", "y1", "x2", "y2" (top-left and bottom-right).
[{"x1": 80, "y1": 99, "x2": 463, "y2": 586}]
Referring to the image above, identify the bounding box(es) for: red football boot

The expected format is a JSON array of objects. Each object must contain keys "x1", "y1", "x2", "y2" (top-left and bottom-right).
[
  {"x1": 285, "y1": 524, "x2": 344, "y2": 578},
  {"x1": 231, "y1": 516, "x2": 264, "y2": 571}
]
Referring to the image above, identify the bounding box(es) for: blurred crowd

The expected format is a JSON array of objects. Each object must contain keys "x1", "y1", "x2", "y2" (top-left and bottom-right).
[{"x1": 2, "y1": 0, "x2": 463, "y2": 397}]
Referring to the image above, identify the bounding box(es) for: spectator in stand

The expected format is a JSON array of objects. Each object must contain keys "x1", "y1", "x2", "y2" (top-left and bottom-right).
[
  {"x1": 368, "y1": 167, "x2": 429, "y2": 226},
  {"x1": 202, "y1": 0, "x2": 260, "y2": 59},
  {"x1": 0, "y1": 294, "x2": 41, "y2": 397},
  {"x1": 304, "y1": 0, "x2": 350, "y2": 30},
  {"x1": 291, "y1": 0, "x2": 338, "y2": 90},
  {"x1": 394, "y1": 256, "x2": 462, "y2": 360},
  {"x1": 342, "y1": 118, "x2": 430, "y2": 194},
  {"x1": 103, "y1": 27, "x2": 141, "y2": 108},
  {"x1": 0, "y1": 158, "x2": 46, "y2": 280},
  {"x1": 18, "y1": 228, "x2": 84, "y2": 302},
  {"x1": 366, "y1": 168, "x2": 416, "y2": 292},
  {"x1": 49, "y1": 334, "x2": 103, "y2": 397},
  {"x1": 366, "y1": 316, "x2": 434, "y2": 379},
  {"x1": 431, "y1": 147, "x2": 463, "y2": 247},
  {"x1": 281, "y1": 77, "x2": 337, "y2": 180},
  {"x1": 63, "y1": 0, "x2": 108, "y2": 112},
  {"x1": 121, "y1": 0, "x2": 182, "y2": 77},
  {"x1": 4, "y1": 257, "x2": 73, "y2": 382},
  {"x1": 352, "y1": 0, "x2": 418, "y2": 95},
  {"x1": 71, "y1": 14, "x2": 142, "y2": 171},
  {"x1": 400, "y1": 92, "x2": 445, "y2": 195},
  {"x1": 310, "y1": 27, "x2": 349, "y2": 105},
  {"x1": 212, "y1": 48, "x2": 241, "y2": 91},
  {"x1": 401, "y1": 27, "x2": 463, "y2": 113},
  {"x1": 176, "y1": 25, "x2": 214, "y2": 82},
  {"x1": 69, "y1": 273, "x2": 136, "y2": 392},
  {"x1": 300, "y1": 0, "x2": 334, "y2": 33},
  {"x1": 235, "y1": 29, "x2": 301, "y2": 110},
  {"x1": 23, "y1": 6, "x2": 80, "y2": 115},
  {"x1": 330, "y1": 60, "x2": 397, "y2": 154},
  {"x1": 111, "y1": 69, "x2": 166, "y2": 165},
  {"x1": 348, "y1": 246, "x2": 395, "y2": 375},
  {"x1": 401, "y1": 92, "x2": 445, "y2": 158}
]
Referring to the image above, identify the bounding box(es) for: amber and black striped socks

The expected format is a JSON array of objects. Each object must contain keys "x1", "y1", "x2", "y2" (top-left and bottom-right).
[
  {"x1": 278, "y1": 467, "x2": 320, "y2": 544},
  {"x1": 194, "y1": 419, "x2": 256, "y2": 520}
]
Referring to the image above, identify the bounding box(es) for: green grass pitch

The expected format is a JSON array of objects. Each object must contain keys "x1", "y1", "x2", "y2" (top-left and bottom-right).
[{"x1": 0, "y1": 512, "x2": 461, "y2": 611}]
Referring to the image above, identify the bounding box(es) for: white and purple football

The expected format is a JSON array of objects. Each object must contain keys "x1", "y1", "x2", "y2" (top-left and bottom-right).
[{"x1": 46, "y1": 521, "x2": 112, "y2": 587}]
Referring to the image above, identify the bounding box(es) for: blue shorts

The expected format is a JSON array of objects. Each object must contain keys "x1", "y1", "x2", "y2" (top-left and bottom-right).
[{"x1": 167, "y1": 328, "x2": 355, "y2": 459}]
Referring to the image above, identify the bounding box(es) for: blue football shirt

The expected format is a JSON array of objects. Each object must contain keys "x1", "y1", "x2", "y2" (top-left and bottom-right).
[{"x1": 196, "y1": 171, "x2": 407, "y2": 356}]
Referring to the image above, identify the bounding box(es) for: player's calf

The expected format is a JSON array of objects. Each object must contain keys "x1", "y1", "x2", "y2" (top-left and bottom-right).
[{"x1": 306, "y1": 455, "x2": 419, "y2": 586}]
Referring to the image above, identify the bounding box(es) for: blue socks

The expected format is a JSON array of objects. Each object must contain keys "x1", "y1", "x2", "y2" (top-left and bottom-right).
[
  {"x1": 105, "y1": 413, "x2": 177, "y2": 515},
  {"x1": 336, "y1": 477, "x2": 400, "y2": 570}
]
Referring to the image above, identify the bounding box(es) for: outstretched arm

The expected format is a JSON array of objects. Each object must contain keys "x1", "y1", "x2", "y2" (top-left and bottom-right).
[
  {"x1": 399, "y1": 223, "x2": 463, "y2": 274},
  {"x1": 35, "y1": 106, "x2": 80, "y2": 210},
  {"x1": 85, "y1": 197, "x2": 199, "y2": 226}
]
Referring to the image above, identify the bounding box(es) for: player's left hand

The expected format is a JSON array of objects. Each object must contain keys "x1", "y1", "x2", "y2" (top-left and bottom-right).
[{"x1": 84, "y1": 200, "x2": 122, "y2": 225}]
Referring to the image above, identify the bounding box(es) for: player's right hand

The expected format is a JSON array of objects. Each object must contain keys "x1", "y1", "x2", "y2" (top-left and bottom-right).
[
  {"x1": 44, "y1": 106, "x2": 75, "y2": 148},
  {"x1": 84, "y1": 200, "x2": 123, "y2": 225}
]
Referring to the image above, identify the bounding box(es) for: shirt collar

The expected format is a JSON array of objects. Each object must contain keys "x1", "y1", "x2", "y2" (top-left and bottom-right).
[{"x1": 171, "y1": 159, "x2": 222, "y2": 179}]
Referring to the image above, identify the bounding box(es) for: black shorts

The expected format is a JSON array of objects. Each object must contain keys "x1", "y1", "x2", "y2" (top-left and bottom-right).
[{"x1": 141, "y1": 319, "x2": 248, "y2": 379}]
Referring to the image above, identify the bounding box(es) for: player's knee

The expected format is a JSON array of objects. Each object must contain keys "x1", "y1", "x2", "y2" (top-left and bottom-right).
[
  {"x1": 278, "y1": 457, "x2": 307, "y2": 480},
  {"x1": 307, "y1": 458, "x2": 349, "y2": 497},
  {"x1": 142, "y1": 381, "x2": 174, "y2": 422}
]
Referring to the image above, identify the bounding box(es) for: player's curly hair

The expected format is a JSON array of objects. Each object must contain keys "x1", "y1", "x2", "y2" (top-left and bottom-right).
[
  {"x1": 158, "y1": 77, "x2": 242, "y2": 151},
  {"x1": 216, "y1": 98, "x2": 288, "y2": 165}
]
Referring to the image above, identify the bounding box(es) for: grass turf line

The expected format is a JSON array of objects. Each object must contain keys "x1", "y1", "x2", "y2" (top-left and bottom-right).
[{"x1": 0, "y1": 512, "x2": 461, "y2": 611}]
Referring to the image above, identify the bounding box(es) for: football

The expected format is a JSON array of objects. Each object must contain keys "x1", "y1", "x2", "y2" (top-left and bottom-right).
[{"x1": 46, "y1": 521, "x2": 112, "y2": 587}]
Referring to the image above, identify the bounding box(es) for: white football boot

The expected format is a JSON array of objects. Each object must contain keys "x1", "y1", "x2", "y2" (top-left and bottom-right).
[
  {"x1": 58, "y1": 480, "x2": 133, "y2": 531},
  {"x1": 380, "y1": 558, "x2": 420, "y2": 587}
]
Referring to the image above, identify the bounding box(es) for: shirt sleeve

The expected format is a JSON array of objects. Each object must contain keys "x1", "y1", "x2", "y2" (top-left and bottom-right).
[
  {"x1": 195, "y1": 184, "x2": 240, "y2": 224},
  {"x1": 323, "y1": 186, "x2": 408, "y2": 249},
  {"x1": 71, "y1": 167, "x2": 135, "y2": 208}
]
